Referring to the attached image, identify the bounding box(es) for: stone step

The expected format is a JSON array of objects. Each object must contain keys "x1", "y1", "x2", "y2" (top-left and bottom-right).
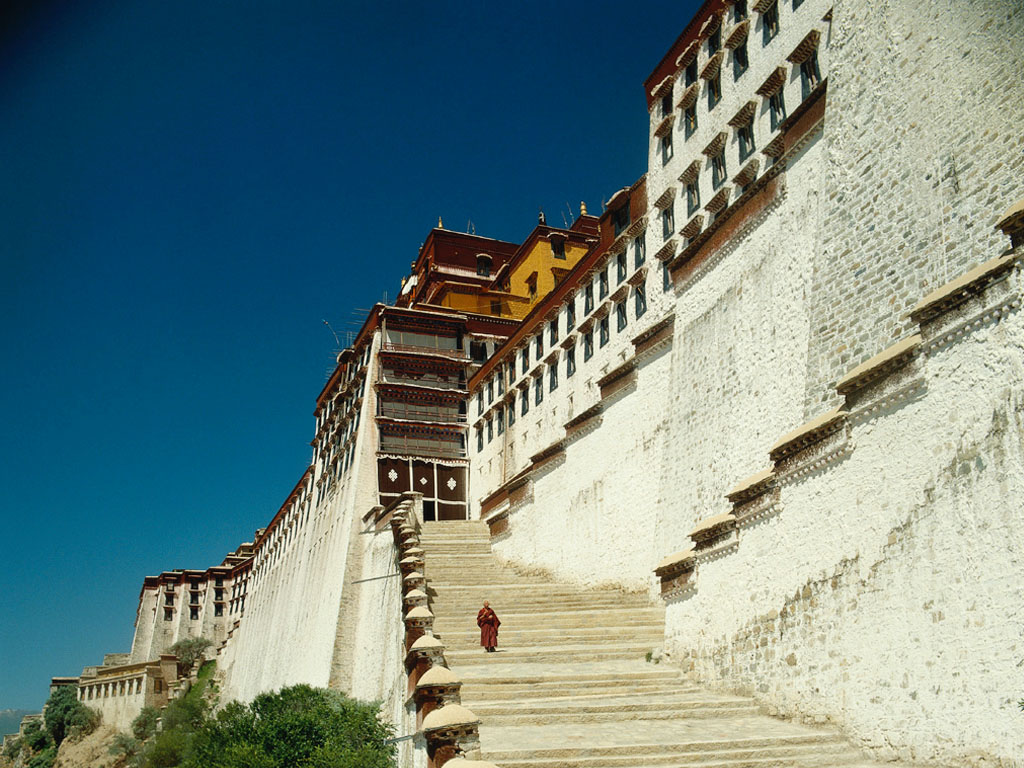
[
  {"x1": 472, "y1": 704, "x2": 762, "y2": 726},
  {"x1": 468, "y1": 691, "x2": 752, "y2": 712},
  {"x1": 454, "y1": 664, "x2": 683, "y2": 685},
  {"x1": 481, "y1": 742, "x2": 861, "y2": 768},
  {"x1": 448, "y1": 648, "x2": 655, "y2": 666},
  {"x1": 441, "y1": 629, "x2": 665, "y2": 645},
  {"x1": 462, "y1": 683, "x2": 692, "y2": 701}
]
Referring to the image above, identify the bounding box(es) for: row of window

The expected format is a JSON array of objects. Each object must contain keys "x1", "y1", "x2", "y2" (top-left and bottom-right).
[
  {"x1": 475, "y1": 286, "x2": 649, "y2": 452},
  {"x1": 477, "y1": 237, "x2": 648, "y2": 417}
]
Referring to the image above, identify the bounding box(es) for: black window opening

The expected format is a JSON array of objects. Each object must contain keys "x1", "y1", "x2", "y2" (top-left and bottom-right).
[
  {"x1": 584, "y1": 330, "x2": 594, "y2": 360},
  {"x1": 734, "y1": 41, "x2": 749, "y2": 80},
  {"x1": 507, "y1": 402, "x2": 515, "y2": 427},
  {"x1": 770, "y1": 89, "x2": 787, "y2": 130},
  {"x1": 660, "y1": 91, "x2": 673, "y2": 119},
  {"x1": 535, "y1": 333, "x2": 543, "y2": 358},
  {"x1": 707, "y1": 74, "x2": 721, "y2": 110},
  {"x1": 487, "y1": 418, "x2": 493, "y2": 442},
  {"x1": 599, "y1": 315, "x2": 610, "y2": 347},
  {"x1": 534, "y1": 376, "x2": 544, "y2": 405},
  {"x1": 585, "y1": 283, "x2": 595, "y2": 313},
  {"x1": 685, "y1": 104, "x2": 698, "y2": 139},
  {"x1": 552, "y1": 238, "x2": 566, "y2": 259},
  {"x1": 599, "y1": 268, "x2": 609, "y2": 299},
  {"x1": 635, "y1": 285, "x2": 648, "y2": 318},
  {"x1": 708, "y1": 27, "x2": 721, "y2": 55},
  {"x1": 476, "y1": 428, "x2": 483, "y2": 452},
  {"x1": 566, "y1": 345, "x2": 576, "y2": 377},
  {"x1": 616, "y1": 251, "x2": 627, "y2": 283},
  {"x1": 616, "y1": 301, "x2": 628, "y2": 332},
  {"x1": 734, "y1": 0, "x2": 748, "y2": 22},
  {"x1": 662, "y1": 261, "x2": 672, "y2": 292},
  {"x1": 549, "y1": 363, "x2": 558, "y2": 392},
  {"x1": 521, "y1": 347, "x2": 529, "y2": 376},
  {"x1": 520, "y1": 389, "x2": 529, "y2": 416},
  {"x1": 660, "y1": 132, "x2": 673, "y2": 165},
  {"x1": 801, "y1": 51, "x2": 821, "y2": 99},
  {"x1": 496, "y1": 409, "x2": 504, "y2": 435},
  {"x1": 612, "y1": 205, "x2": 630, "y2": 237},
  {"x1": 662, "y1": 203, "x2": 675, "y2": 240},
  {"x1": 549, "y1": 319, "x2": 558, "y2": 346},
  {"x1": 763, "y1": 2, "x2": 779, "y2": 45},
  {"x1": 476, "y1": 255, "x2": 492, "y2": 277},
  {"x1": 566, "y1": 297, "x2": 576, "y2": 329},
  {"x1": 712, "y1": 151, "x2": 728, "y2": 189},
  {"x1": 634, "y1": 236, "x2": 646, "y2": 268},
  {"x1": 687, "y1": 179, "x2": 701, "y2": 216},
  {"x1": 685, "y1": 59, "x2": 698, "y2": 87},
  {"x1": 738, "y1": 119, "x2": 756, "y2": 162}
]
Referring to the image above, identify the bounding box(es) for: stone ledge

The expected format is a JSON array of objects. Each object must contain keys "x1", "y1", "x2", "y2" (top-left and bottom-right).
[
  {"x1": 655, "y1": 547, "x2": 696, "y2": 578},
  {"x1": 769, "y1": 408, "x2": 846, "y2": 464},
  {"x1": 910, "y1": 252, "x2": 1022, "y2": 326},
  {"x1": 689, "y1": 512, "x2": 736, "y2": 544},
  {"x1": 597, "y1": 358, "x2": 637, "y2": 399},
  {"x1": 565, "y1": 402, "x2": 604, "y2": 431},
  {"x1": 835, "y1": 335, "x2": 921, "y2": 397},
  {"x1": 725, "y1": 469, "x2": 775, "y2": 504}
]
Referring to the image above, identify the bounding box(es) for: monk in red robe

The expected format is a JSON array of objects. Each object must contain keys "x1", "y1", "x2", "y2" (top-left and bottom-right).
[{"x1": 477, "y1": 601, "x2": 500, "y2": 652}]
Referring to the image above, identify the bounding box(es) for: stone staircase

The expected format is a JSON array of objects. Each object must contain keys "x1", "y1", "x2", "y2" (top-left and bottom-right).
[{"x1": 421, "y1": 520, "x2": 887, "y2": 768}]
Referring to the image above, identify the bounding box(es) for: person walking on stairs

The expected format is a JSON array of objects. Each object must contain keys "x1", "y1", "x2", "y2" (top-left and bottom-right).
[{"x1": 477, "y1": 600, "x2": 500, "y2": 652}]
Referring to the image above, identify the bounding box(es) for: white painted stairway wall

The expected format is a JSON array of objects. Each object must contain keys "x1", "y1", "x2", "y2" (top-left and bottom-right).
[{"x1": 420, "y1": 521, "x2": 913, "y2": 768}]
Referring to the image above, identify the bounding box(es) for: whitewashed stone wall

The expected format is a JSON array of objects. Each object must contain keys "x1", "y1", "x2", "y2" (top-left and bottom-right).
[
  {"x1": 669, "y1": 265, "x2": 1024, "y2": 766},
  {"x1": 483, "y1": 133, "x2": 825, "y2": 591},
  {"x1": 218, "y1": 333, "x2": 382, "y2": 704}
]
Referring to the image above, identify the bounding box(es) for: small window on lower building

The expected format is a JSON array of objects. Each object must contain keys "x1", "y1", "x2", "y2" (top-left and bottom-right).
[
  {"x1": 616, "y1": 301, "x2": 628, "y2": 332},
  {"x1": 585, "y1": 283, "x2": 595, "y2": 313},
  {"x1": 476, "y1": 427, "x2": 483, "y2": 453},
  {"x1": 566, "y1": 296, "x2": 576, "y2": 329},
  {"x1": 599, "y1": 268, "x2": 609, "y2": 299},
  {"x1": 215, "y1": 604, "x2": 224, "y2": 617},
  {"x1": 534, "y1": 376, "x2": 544, "y2": 406},
  {"x1": 549, "y1": 362, "x2": 558, "y2": 392},
  {"x1": 566, "y1": 345, "x2": 577, "y2": 377},
  {"x1": 165, "y1": 594, "x2": 174, "y2": 606},
  {"x1": 164, "y1": 608, "x2": 173, "y2": 621},
  {"x1": 552, "y1": 238, "x2": 566, "y2": 259},
  {"x1": 584, "y1": 330, "x2": 594, "y2": 360},
  {"x1": 521, "y1": 347, "x2": 529, "y2": 376},
  {"x1": 520, "y1": 388, "x2": 529, "y2": 416},
  {"x1": 660, "y1": 132, "x2": 673, "y2": 165},
  {"x1": 507, "y1": 402, "x2": 515, "y2": 427},
  {"x1": 661, "y1": 204, "x2": 675, "y2": 240},
  {"x1": 535, "y1": 333, "x2": 544, "y2": 358},
  {"x1": 686, "y1": 180, "x2": 701, "y2": 216},
  {"x1": 549, "y1": 319, "x2": 558, "y2": 346},
  {"x1": 599, "y1": 315, "x2": 610, "y2": 347},
  {"x1": 487, "y1": 418, "x2": 493, "y2": 442},
  {"x1": 496, "y1": 410, "x2": 504, "y2": 435},
  {"x1": 190, "y1": 607, "x2": 199, "y2": 621},
  {"x1": 616, "y1": 252, "x2": 627, "y2": 283}
]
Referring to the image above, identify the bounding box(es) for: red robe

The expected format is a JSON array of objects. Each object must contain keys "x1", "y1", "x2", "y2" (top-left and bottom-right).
[{"x1": 477, "y1": 606, "x2": 500, "y2": 648}]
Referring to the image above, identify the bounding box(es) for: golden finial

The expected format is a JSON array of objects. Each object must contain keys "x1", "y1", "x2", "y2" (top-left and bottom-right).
[
  {"x1": 438, "y1": 216, "x2": 444, "y2": 229},
  {"x1": 580, "y1": 201, "x2": 588, "y2": 216}
]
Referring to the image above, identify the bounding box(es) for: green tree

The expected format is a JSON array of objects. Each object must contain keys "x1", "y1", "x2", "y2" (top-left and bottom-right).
[
  {"x1": 169, "y1": 637, "x2": 213, "y2": 676},
  {"x1": 185, "y1": 685, "x2": 394, "y2": 768},
  {"x1": 22, "y1": 721, "x2": 51, "y2": 753},
  {"x1": 43, "y1": 685, "x2": 99, "y2": 747}
]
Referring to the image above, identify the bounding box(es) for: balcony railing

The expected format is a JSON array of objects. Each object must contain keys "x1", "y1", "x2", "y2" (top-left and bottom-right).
[
  {"x1": 378, "y1": 410, "x2": 468, "y2": 424},
  {"x1": 378, "y1": 374, "x2": 467, "y2": 392},
  {"x1": 381, "y1": 342, "x2": 469, "y2": 359}
]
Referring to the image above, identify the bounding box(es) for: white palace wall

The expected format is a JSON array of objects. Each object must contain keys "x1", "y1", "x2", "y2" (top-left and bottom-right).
[{"x1": 218, "y1": 333, "x2": 383, "y2": 704}]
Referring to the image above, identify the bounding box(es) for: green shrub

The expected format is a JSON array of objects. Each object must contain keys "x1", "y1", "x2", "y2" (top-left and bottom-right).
[
  {"x1": 2, "y1": 736, "x2": 22, "y2": 760},
  {"x1": 131, "y1": 707, "x2": 160, "y2": 742},
  {"x1": 109, "y1": 732, "x2": 141, "y2": 758},
  {"x1": 169, "y1": 638, "x2": 213, "y2": 676},
  {"x1": 25, "y1": 745, "x2": 56, "y2": 768},
  {"x1": 43, "y1": 684, "x2": 98, "y2": 746},
  {"x1": 22, "y1": 721, "x2": 51, "y2": 753}
]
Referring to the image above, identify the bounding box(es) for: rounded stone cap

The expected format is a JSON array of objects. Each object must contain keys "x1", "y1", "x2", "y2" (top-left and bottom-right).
[
  {"x1": 409, "y1": 634, "x2": 444, "y2": 652},
  {"x1": 415, "y1": 665, "x2": 460, "y2": 688},
  {"x1": 403, "y1": 588, "x2": 428, "y2": 601},
  {"x1": 400, "y1": 556, "x2": 424, "y2": 566},
  {"x1": 403, "y1": 571, "x2": 425, "y2": 582},
  {"x1": 421, "y1": 703, "x2": 480, "y2": 732},
  {"x1": 405, "y1": 606, "x2": 434, "y2": 620},
  {"x1": 405, "y1": 547, "x2": 425, "y2": 556},
  {"x1": 444, "y1": 760, "x2": 498, "y2": 768}
]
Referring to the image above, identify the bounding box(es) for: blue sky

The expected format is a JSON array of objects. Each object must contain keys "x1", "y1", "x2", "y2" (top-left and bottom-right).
[{"x1": 0, "y1": 0, "x2": 699, "y2": 712}]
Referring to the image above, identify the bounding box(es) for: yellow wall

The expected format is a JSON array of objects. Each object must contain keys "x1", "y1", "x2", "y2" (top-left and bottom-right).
[{"x1": 504, "y1": 239, "x2": 589, "y2": 315}]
